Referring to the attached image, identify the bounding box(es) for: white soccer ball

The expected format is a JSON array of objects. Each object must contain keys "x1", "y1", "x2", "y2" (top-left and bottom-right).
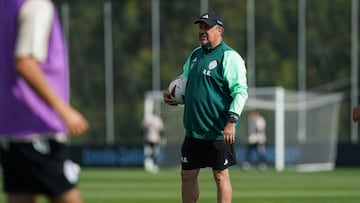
[{"x1": 168, "y1": 76, "x2": 187, "y2": 105}]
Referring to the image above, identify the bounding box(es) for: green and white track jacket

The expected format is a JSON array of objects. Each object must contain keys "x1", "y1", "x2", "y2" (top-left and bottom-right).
[{"x1": 181, "y1": 41, "x2": 248, "y2": 140}]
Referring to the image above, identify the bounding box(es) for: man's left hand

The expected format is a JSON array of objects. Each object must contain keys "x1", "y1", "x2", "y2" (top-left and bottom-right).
[{"x1": 223, "y1": 123, "x2": 236, "y2": 144}]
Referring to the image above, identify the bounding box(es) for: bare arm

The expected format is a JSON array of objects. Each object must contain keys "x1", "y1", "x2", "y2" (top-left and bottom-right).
[{"x1": 15, "y1": 57, "x2": 89, "y2": 135}]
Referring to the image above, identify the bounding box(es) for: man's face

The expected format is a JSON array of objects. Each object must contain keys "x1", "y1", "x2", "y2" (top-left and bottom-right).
[{"x1": 198, "y1": 22, "x2": 222, "y2": 47}]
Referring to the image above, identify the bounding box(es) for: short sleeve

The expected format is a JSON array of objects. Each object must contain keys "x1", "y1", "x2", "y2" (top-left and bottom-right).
[{"x1": 15, "y1": 0, "x2": 54, "y2": 62}]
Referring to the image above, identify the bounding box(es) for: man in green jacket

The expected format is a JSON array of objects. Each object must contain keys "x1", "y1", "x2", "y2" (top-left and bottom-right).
[{"x1": 164, "y1": 11, "x2": 248, "y2": 203}]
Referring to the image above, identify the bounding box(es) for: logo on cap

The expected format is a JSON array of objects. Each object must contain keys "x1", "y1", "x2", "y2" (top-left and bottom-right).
[
  {"x1": 202, "y1": 14, "x2": 209, "y2": 19},
  {"x1": 195, "y1": 11, "x2": 224, "y2": 27}
]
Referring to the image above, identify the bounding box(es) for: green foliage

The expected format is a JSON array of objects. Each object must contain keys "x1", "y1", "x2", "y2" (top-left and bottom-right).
[{"x1": 55, "y1": 0, "x2": 357, "y2": 144}]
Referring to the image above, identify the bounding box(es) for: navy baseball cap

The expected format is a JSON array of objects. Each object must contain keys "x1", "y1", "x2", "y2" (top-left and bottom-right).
[{"x1": 194, "y1": 11, "x2": 224, "y2": 27}]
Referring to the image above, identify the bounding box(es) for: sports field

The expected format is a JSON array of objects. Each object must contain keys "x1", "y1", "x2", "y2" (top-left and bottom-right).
[{"x1": 1, "y1": 167, "x2": 359, "y2": 203}]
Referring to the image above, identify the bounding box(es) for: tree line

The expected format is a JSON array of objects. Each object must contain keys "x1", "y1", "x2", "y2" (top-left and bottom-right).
[{"x1": 54, "y1": 0, "x2": 357, "y2": 144}]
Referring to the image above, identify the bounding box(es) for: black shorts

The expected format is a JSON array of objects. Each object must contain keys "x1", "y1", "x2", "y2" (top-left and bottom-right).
[
  {"x1": 181, "y1": 136, "x2": 237, "y2": 171},
  {"x1": 0, "y1": 137, "x2": 79, "y2": 196}
]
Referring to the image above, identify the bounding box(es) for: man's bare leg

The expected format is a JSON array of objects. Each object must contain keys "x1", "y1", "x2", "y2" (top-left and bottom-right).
[
  {"x1": 49, "y1": 188, "x2": 83, "y2": 203},
  {"x1": 7, "y1": 193, "x2": 38, "y2": 203},
  {"x1": 181, "y1": 169, "x2": 200, "y2": 203},
  {"x1": 213, "y1": 169, "x2": 232, "y2": 203}
]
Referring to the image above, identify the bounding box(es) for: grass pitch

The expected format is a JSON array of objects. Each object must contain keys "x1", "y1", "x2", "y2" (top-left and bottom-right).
[{"x1": 1, "y1": 167, "x2": 359, "y2": 203}]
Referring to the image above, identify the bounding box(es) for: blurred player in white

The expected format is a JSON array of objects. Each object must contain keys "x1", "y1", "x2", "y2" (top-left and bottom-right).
[
  {"x1": 0, "y1": 0, "x2": 89, "y2": 203},
  {"x1": 142, "y1": 113, "x2": 164, "y2": 173},
  {"x1": 242, "y1": 110, "x2": 267, "y2": 170}
]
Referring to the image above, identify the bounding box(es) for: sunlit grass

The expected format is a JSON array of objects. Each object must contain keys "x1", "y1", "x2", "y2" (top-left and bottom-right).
[{"x1": 0, "y1": 167, "x2": 359, "y2": 203}]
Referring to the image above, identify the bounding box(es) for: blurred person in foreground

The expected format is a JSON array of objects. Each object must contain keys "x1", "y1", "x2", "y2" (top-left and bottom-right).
[
  {"x1": 0, "y1": 0, "x2": 89, "y2": 203},
  {"x1": 352, "y1": 106, "x2": 360, "y2": 122},
  {"x1": 142, "y1": 112, "x2": 164, "y2": 173},
  {"x1": 163, "y1": 11, "x2": 248, "y2": 203},
  {"x1": 242, "y1": 110, "x2": 267, "y2": 171}
]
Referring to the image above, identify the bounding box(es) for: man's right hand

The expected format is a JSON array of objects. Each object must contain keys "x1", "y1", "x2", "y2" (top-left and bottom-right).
[{"x1": 163, "y1": 90, "x2": 178, "y2": 106}]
